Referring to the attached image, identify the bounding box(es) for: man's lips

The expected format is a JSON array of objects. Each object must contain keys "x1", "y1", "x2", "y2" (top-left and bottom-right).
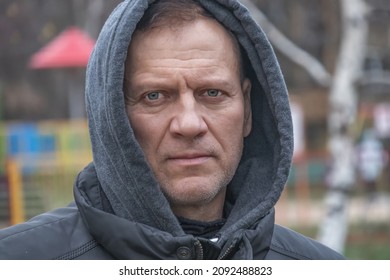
[{"x1": 167, "y1": 153, "x2": 213, "y2": 166}]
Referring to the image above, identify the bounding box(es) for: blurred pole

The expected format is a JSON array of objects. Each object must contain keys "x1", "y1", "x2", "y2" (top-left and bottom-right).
[
  {"x1": 296, "y1": 155, "x2": 310, "y2": 227},
  {"x1": 6, "y1": 158, "x2": 25, "y2": 225},
  {"x1": 0, "y1": 82, "x2": 3, "y2": 120},
  {"x1": 84, "y1": 0, "x2": 105, "y2": 38},
  {"x1": 67, "y1": 69, "x2": 85, "y2": 120}
]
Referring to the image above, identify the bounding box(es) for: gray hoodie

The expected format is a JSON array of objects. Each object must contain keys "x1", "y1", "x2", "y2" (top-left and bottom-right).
[
  {"x1": 0, "y1": 0, "x2": 344, "y2": 260},
  {"x1": 87, "y1": 0, "x2": 292, "y2": 241}
]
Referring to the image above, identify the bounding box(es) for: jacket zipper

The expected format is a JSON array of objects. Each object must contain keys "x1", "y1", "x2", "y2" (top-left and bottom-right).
[
  {"x1": 218, "y1": 241, "x2": 237, "y2": 260},
  {"x1": 194, "y1": 239, "x2": 204, "y2": 260}
]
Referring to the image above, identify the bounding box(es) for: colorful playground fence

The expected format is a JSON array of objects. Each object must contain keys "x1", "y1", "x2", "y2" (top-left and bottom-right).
[{"x1": 0, "y1": 119, "x2": 92, "y2": 226}]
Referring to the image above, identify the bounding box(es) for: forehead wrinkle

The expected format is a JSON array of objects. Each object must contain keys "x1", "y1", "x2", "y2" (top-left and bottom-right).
[
  {"x1": 143, "y1": 48, "x2": 220, "y2": 62},
  {"x1": 138, "y1": 49, "x2": 239, "y2": 73}
]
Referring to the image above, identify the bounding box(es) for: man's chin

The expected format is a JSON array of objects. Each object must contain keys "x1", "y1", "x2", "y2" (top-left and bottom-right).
[{"x1": 161, "y1": 181, "x2": 225, "y2": 207}]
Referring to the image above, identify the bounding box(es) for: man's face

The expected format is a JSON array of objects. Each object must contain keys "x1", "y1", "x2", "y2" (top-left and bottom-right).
[{"x1": 125, "y1": 18, "x2": 252, "y2": 220}]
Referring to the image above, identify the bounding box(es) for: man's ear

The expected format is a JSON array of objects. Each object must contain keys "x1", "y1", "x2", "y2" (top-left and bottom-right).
[{"x1": 242, "y1": 78, "x2": 252, "y2": 137}]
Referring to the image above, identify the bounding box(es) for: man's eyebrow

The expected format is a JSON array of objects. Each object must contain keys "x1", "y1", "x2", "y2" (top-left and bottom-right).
[{"x1": 191, "y1": 75, "x2": 238, "y2": 87}]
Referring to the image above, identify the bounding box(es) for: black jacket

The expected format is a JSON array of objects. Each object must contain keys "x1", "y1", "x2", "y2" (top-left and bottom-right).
[{"x1": 0, "y1": 0, "x2": 344, "y2": 260}]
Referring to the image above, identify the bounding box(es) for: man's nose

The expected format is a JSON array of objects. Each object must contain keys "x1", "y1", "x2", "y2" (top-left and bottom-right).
[{"x1": 169, "y1": 94, "x2": 208, "y2": 139}]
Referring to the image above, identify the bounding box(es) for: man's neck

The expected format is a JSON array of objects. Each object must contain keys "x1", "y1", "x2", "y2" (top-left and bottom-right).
[
  {"x1": 171, "y1": 206, "x2": 223, "y2": 222},
  {"x1": 177, "y1": 216, "x2": 226, "y2": 239}
]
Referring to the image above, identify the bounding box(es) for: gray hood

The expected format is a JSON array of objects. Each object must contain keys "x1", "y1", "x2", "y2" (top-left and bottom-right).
[{"x1": 85, "y1": 0, "x2": 293, "y2": 245}]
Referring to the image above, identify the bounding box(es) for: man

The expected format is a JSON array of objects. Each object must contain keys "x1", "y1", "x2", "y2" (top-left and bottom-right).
[{"x1": 0, "y1": 0, "x2": 344, "y2": 259}]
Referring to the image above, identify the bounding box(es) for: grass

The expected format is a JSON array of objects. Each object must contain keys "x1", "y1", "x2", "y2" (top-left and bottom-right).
[
  {"x1": 293, "y1": 222, "x2": 390, "y2": 260},
  {"x1": 345, "y1": 222, "x2": 390, "y2": 259},
  {"x1": 345, "y1": 241, "x2": 390, "y2": 259}
]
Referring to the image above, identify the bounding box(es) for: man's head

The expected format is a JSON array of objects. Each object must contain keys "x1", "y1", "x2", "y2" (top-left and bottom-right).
[{"x1": 124, "y1": 0, "x2": 252, "y2": 221}]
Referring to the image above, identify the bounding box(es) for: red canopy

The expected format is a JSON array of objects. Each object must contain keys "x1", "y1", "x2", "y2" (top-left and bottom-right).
[{"x1": 29, "y1": 26, "x2": 95, "y2": 69}]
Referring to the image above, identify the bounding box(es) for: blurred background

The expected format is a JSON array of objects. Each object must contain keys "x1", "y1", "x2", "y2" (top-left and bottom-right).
[{"x1": 0, "y1": 0, "x2": 389, "y2": 259}]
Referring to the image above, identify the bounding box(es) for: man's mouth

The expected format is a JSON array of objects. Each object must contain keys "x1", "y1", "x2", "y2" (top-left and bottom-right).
[{"x1": 167, "y1": 152, "x2": 213, "y2": 166}]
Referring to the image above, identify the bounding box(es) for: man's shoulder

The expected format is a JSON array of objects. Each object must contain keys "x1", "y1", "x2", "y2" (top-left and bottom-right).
[
  {"x1": 0, "y1": 204, "x2": 104, "y2": 259},
  {"x1": 267, "y1": 224, "x2": 345, "y2": 260}
]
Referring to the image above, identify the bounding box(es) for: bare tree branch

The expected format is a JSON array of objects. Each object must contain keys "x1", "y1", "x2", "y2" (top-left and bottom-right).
[{"x1": 241, "y1": 0, "x2": 332, "y2": 87}]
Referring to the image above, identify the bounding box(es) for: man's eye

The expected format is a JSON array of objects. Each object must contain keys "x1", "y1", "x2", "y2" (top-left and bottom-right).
[
  {"x1": 206, "y1": 89, "x2": 221, "y2": 97},
  {"x1": 146, "y1": 92, "x2": 160, "y2": 100}
]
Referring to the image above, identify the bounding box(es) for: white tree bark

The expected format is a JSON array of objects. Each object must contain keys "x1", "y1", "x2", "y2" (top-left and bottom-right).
[{"x1": 317, "y1": 0, "x2": 369, "y2": 253}]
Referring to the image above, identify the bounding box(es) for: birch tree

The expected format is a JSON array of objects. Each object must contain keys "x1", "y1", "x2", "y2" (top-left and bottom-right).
[
  {"x1": 242, "y1": 0, "x2": 370, "y2": 253},
  {"x1": 317, "y1": 0, "x2": 369, "y2": 253}
]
